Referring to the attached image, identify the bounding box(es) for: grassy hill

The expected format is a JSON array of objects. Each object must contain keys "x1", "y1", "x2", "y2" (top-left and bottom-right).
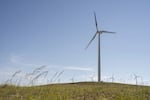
[{"x1": 0, "y1": 82, "x2": 150, "y2": 100}]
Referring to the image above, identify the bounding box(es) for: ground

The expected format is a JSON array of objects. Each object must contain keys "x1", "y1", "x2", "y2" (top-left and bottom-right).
[{"x1": 0, "y1": 82, "x2": 150, "y2": 100}]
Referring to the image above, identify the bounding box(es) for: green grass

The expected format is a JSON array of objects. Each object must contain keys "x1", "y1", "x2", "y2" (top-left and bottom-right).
[{"x1": 0, "y1": 82, "x2": 150, "y2": 100}]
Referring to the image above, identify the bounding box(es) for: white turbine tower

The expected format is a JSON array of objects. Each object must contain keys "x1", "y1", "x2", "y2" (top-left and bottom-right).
[{"x1": 85, "y1": 12, "x2": 115, "y2": 82}]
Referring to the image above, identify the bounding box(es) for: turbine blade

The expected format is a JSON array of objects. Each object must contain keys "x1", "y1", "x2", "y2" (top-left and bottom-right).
[
  {"x1": 94, "y1": 12, "x2": 99, "y2": 31},
  {"x1": 85, "y1": 32, "x2": 97, "y2": 50},
  {"x1": 101, "y1": 31, "x2": 116, "y2": 34}
]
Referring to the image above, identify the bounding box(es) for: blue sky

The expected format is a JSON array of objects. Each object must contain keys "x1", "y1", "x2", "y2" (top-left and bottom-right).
[{"x1": 0, "y1": 0, "x2": 150, "y2": 85}]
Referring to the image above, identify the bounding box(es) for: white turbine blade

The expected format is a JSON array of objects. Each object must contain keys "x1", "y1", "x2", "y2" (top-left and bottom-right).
[
  {"x1": 101, "y1": 30, "x2": 116, "y2": 34},
  {"x1": 94, "y1": 12, "x2": 99, "y2": 31},
  {"x1": 85, "y1": 32, "x2": 97, "y2": 50}
]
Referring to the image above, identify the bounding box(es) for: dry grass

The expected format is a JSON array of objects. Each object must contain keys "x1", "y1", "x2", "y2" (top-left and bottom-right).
[{"x1": 0, "y1": 82, "x2": 150, "y2": 100}]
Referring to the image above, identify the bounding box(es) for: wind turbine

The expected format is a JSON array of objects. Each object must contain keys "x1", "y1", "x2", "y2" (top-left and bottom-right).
[
  {"x1": 133, "y1": 74, "x2": 141, "y2": 85},
  {"x1": 109, "y1": 74, "x2": 115, "y2": 82},
  {"x1": 85, "y1": 12, "x2": 115, "y2": 82}
]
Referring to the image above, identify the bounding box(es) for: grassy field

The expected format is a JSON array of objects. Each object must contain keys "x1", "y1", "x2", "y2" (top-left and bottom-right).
[{"x1": 0, "y1": 82, "x2": 150, "y2": 100}]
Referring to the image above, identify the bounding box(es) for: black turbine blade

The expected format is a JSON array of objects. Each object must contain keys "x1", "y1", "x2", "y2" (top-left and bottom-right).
[
  {"x1": 94, "y1": 12, "x2": 99, "y2": 31},
  {"x1": 85, "y1": 32, "x2": 97, "y2": 50},
  {"x1": 101, "y1": 30, "x2": 116, "y2": 34}
]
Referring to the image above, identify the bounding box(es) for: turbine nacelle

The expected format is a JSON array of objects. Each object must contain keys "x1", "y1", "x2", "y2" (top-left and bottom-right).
[{"x1": 97, "y1": 30, "x2": 116, "y2": 34}]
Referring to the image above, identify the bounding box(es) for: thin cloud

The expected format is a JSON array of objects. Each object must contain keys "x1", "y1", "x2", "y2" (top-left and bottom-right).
[
  {"x1": 10, "y1": 55, "x2": 22, "y2": 64},
  {"x1": 10, "y1": 54, "x2": 39, "y2": 67},
  {"x1": 64, "y1": 66, "x2": 94, "y2": 71}
]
